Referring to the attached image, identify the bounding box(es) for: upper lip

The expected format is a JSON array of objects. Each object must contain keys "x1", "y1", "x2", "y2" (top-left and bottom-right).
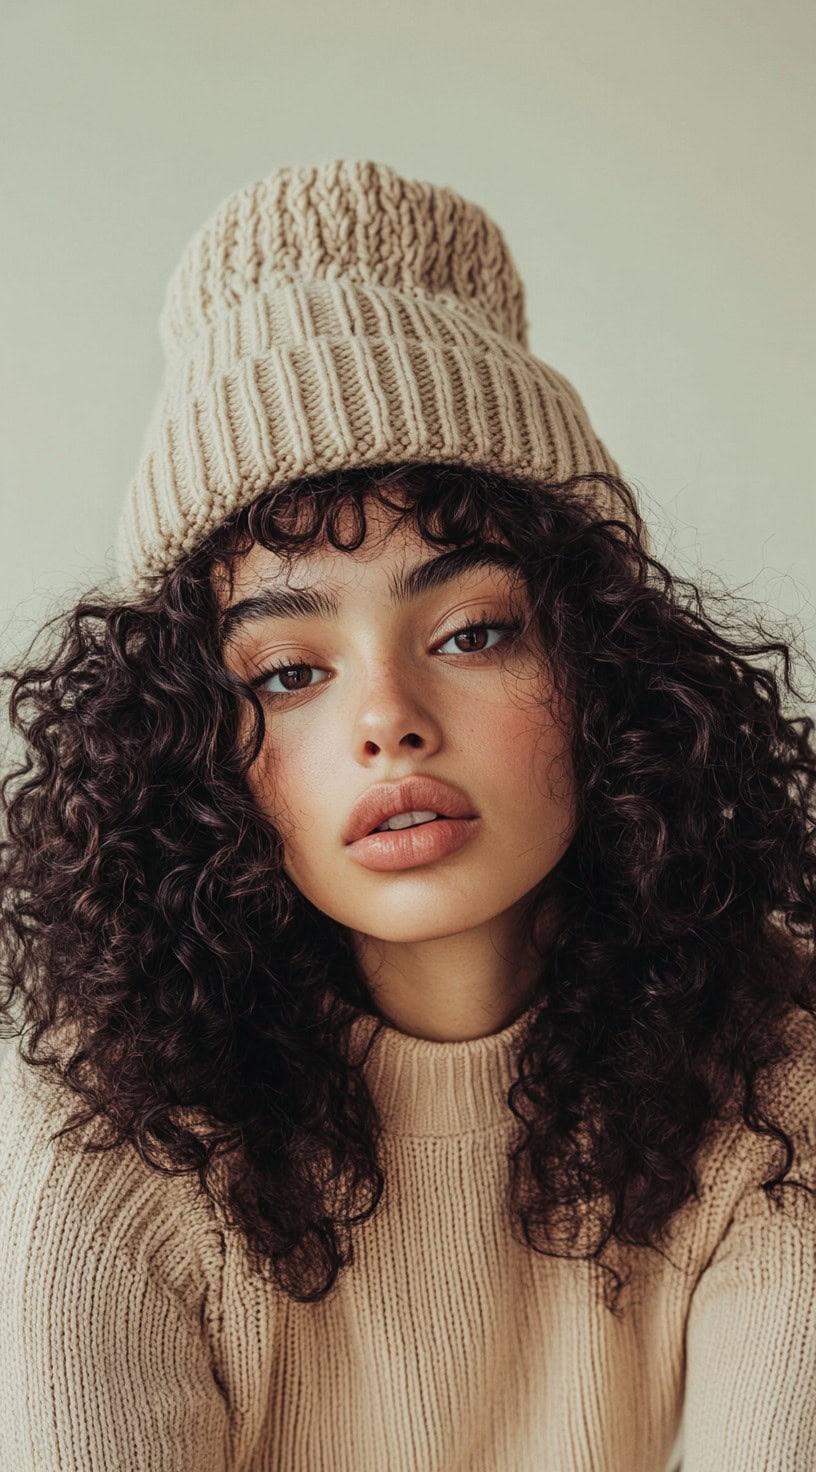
[{"x1": 343, "y1": 776, "x2": 478, "y2": 845}]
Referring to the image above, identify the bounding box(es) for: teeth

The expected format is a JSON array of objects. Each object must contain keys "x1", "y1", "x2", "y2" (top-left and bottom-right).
[{"x1": 373, "y1": 809, "x2": 440, "y2": 833}]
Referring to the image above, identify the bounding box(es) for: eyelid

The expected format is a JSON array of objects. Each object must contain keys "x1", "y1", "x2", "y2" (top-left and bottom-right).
[
  {"x1": 250, "y1": 611, "x2": 516, "y2": 667},
  {"x1": 247, "y1": 607, "x2": 523, "y2": 696}
]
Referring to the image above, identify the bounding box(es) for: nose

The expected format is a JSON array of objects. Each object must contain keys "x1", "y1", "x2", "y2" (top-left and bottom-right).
[{"x1": 351, "y1": 662, "x2": 441, "y2": 760}]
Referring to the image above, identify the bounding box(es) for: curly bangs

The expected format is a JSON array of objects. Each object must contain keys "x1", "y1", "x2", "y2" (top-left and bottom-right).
[{"x1": 1, "y1": 460, "x2": 815, "y2": 1311}]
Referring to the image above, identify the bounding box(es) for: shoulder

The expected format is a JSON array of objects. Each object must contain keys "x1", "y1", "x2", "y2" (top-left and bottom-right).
[
  {"x1": 679, "y1": 1008, "x2": 816, "y2": 1469},
  {"x1": 732, "y1": 1003, "x2": 816, "y2": 1186},
  {"x1": 0, "y1": 1037, "x2": 225, "y2": 1308},
  {"x1": 650, "y1": 1005, "x2": 816, "y2": 1276},
  {"x1": 0, "y1": 1040, "x2": 234, "y2": 1469},
  {"x1": 689, "y1": 1005, "x2": 816, "y2": 1262}
]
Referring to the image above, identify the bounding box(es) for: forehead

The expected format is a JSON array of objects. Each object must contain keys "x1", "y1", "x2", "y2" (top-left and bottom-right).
[{"x1": 216, "y1": 493, "x2": 515, "y2": 607}]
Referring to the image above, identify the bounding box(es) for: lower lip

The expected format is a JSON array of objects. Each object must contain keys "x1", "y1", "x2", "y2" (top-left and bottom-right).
[{"x1": 345, "y1": 817, "x2": 480, "y2": 871}]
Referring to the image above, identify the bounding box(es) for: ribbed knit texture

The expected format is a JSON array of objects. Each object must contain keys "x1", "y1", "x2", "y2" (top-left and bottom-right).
[
  {"x1": 2, "y1": 1001, "x2": 815, "y2": 1471},
  {"x1": 114, "y1": 159, "x2": 646, "y2": 601}
]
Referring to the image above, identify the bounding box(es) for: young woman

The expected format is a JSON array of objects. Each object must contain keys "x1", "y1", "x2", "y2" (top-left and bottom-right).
[{"x1": 1, "y1": 159, "x2": 814, "y2": 1472}]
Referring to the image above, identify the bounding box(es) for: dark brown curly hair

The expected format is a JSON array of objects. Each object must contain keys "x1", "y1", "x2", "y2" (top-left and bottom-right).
[{"x1": 2, "y1": 461, "x2": 815, "y2": 1315}]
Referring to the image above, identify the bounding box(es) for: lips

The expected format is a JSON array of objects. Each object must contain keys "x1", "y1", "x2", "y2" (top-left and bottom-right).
[{"x1": 343, "y1": 775, "x2": 478, "y2": 846}]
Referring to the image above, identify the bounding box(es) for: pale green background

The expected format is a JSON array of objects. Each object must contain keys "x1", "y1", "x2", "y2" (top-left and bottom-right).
[
  {"x1": 1, "y1": 4, "x2": 814, "y2": 1465},
  {"x1": 2, "y1": 0, "x2": 814, "y2": 727}
]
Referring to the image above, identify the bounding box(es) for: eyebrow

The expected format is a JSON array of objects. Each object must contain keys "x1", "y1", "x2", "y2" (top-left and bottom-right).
[{"x1": 220, "y1": 544, "x2": 521, "y2": 648}]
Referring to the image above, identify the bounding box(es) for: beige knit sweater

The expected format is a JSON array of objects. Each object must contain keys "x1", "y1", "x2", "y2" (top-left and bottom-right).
[{"x1": 1, "y1": 1000, "x2": 815, "y2": 1472}]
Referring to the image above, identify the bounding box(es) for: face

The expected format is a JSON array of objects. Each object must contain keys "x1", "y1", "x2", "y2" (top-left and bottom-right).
[{"x1": 217, "y1": 494, "x2": 577, "y2": 984}]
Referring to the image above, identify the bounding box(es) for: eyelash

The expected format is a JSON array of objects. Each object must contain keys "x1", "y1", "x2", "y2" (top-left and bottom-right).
[{"x1": 248, "y1": 611, "x2": 523, "y2": 702}]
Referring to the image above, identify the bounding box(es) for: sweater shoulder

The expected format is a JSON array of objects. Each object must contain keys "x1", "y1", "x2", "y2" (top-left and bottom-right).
[
  {"x1": 601, "y1": 1004, "x2": 816, "y2": 1288},
  {"x1": 727, "y1": 1003, "x2": 816, "y2": 1182},
  {"x1": 0, "y1": 1041, "x2": 234, "y2": 1470},
  {"x1": 672, "y1": 1004, "x2": 816, "y2": 1270},
  {"x1": 0, "y1": 1037, "x2": 225, "y2": 1309}
]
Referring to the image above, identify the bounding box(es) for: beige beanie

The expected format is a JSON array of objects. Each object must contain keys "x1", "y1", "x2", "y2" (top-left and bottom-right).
[{"x1": 114, "y1": 158, "x2": 642, "y2": 600}]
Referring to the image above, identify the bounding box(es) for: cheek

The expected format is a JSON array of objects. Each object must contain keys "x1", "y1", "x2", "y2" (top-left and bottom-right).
[
  {"x1": 495, "y1": 702, "x2": 576, "y2": 816},
  {"x1": 240, "y1": 708, "x2": 285, "y2": 815},
  {"x1": 247, "y1": 727, "x2": 331, "y2": 842}
]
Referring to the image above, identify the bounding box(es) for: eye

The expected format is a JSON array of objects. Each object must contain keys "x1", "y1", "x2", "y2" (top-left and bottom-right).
[
  {"x1": 250, "y1": 611, "x2": 522, "y2": 702},
  {"x1": 255, "y1": 661, "x2": 329, "y2": 697},
  {"x1": 434, "y1": 617, "x2": 519, "y2": 657}
]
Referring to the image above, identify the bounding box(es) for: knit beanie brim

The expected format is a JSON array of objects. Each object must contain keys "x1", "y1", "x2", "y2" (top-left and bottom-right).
[{"x1": 114, "y1": 159, "x2": 639, "y2": 600}]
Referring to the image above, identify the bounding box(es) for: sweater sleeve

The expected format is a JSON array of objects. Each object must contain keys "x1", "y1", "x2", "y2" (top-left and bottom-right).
[
  {"x1": 681, "y1": 1139, "x2": 816, "y2": 1470},
  {"x1": 0, "y1": 1057, "x2": 232, "y2": 1472}
]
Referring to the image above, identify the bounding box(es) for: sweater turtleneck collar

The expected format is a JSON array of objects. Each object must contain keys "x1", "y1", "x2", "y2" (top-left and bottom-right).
[{"x1": 345, "y1": 997, "x2": 541, "y2": 1139}]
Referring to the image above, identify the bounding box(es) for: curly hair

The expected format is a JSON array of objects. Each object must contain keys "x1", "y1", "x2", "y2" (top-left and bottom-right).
[{"x1": 2, "y1": 461, "x2": 815, "y2": 1315}]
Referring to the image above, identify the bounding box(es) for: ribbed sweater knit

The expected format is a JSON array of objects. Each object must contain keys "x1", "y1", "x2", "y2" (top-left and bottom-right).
[{"x1": 1, "y1": 1000, "x2": 815, "y2": 1472}]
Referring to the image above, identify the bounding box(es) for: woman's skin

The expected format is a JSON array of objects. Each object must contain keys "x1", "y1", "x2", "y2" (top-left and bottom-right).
[{"x1": 217, "y1": 493, "x2": 577, "y2": 1042}]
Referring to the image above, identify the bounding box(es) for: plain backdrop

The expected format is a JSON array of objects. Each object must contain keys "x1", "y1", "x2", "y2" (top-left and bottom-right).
[
  {"x1": 0, "y1": 5, "x2": 813, "y2": 1467},
  {"x1": 2, "y1": 0, "x2": 815, "y2": 747}
]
